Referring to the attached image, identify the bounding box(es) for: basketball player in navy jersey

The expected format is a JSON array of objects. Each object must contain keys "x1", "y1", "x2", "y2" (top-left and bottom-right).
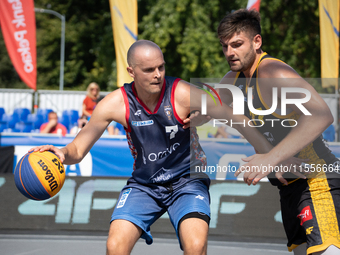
[
  {"x1": 30, "y1": 40, "x2": 276, "y2": 255},
  {"x1": 214, "y1": 9, "x2": 340, "y2": 255}
]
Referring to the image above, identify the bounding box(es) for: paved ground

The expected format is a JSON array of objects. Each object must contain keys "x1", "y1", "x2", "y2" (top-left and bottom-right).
[{"x1": 0, "y1": 233, "x2": 291, "y2": 255}]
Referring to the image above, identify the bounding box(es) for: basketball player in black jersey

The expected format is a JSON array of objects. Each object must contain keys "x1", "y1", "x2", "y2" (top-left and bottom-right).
[
  {"x1": 30, "y1": 40, "x2": 273, "y2": 255},
  {"x1": 215, "y1": 8, "x2": 340, "y2": 255}
]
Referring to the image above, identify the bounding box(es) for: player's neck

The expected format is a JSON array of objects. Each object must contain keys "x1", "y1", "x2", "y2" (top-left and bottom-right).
[
  {"x1": 242, "y1": 50, "x2": 264, "y2": 79},
  {"x1": 135, "y1": 87, "x2": 161, "y2": 112}
]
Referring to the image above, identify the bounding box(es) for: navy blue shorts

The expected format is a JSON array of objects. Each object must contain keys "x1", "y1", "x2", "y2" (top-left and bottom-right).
[{"x1": 111, "y1": 176, "x2": 210, "y2": 245}]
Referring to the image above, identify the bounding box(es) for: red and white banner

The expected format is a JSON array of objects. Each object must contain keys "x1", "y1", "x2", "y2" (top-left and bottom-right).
[
  {"x1": 247, "y1": 0, "x2": 261, "y2": 11},
  {"x1": 0, "y1": 0, "x2": 37, "y2": 90}
]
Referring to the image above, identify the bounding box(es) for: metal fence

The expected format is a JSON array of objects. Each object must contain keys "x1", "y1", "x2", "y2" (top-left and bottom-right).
[
  {"x1": 0, "y1": 89, "x2": 35, "y2": 114},
  {"x1": 0, "y1": 89, "x2": 110, "y2": 117}
]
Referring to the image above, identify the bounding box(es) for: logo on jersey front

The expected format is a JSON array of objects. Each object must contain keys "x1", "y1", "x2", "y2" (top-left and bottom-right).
[
  {"x1": 165, "y1": 125, "x2": 178, "y2": 139},
  {"x1": 149, "y1": 167, "x2": 173, "y2": 183},
  {"x1": 164, "y1": 105, "x2": 172, "y2": 120},
  {"x1": 148, "y1": 143, "x2": 181, "y2": 162},
  {"x1": 195, "y1": 195, "x2": 204, "y2": 200},
  {"x1": 131, "y1": 120, "x2": 154, "y2": 126},
  {"x1": 263, "y1": 132, "x2": 275, "y2": 144},
  {"x1": 298, "y1": 205, "x2": 313, "y2": 225},
  {"x1": 134, "y1": 110, "x2": 142, "y2": 117}
]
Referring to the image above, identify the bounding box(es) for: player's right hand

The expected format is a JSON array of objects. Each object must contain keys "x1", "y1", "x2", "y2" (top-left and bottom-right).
[
  {"x1": 183, "y1": 110, "x2": 211, "y2": 129},
  {"x1": 28, "y1": 145, "x2": 65, "y2": 163}
]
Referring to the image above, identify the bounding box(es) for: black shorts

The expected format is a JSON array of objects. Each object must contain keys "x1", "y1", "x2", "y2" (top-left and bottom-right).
[{"x1": 279, "y1": 171, "x2": 340, "y2": 254}]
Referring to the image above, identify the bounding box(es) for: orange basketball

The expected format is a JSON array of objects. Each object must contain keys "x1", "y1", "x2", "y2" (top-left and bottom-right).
[{"x1": 14, "y1": 151, "x2": 65, "y2": 200}]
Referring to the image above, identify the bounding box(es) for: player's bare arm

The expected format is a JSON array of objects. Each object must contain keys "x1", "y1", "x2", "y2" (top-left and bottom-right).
[
  {"x1": 258, "y1": 60, "x2": 332, "y2": 159},
  {"x1": 174, "y1": 80, "x2": 273, "y2": 154},
  {"x1": 30, "y1": 88, "x2": 127, "y2": 165},
  {"x1": 236, "y1": 61, "x2": 333, "y2": 184},
  {"x1": 264, "y1": 61, "x2": 333, "y2": 150},
  {"x1": 182, "y1": 71, "x2": 236, "y2": 129}
]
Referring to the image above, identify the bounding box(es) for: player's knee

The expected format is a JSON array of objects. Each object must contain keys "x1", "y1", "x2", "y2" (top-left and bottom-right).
[
  {"x1": 106, "y1": 236, "x2": 117, "y2": 255},
  {"x1": 182, "y1": 238, "x2": 207, "y2": 255},
  {"x1": 106, "y1": 236, "x2": 128, "y2": 255}
]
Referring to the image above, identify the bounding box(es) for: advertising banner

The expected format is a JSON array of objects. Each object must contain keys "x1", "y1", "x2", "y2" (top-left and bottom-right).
[
  {"x1": 247, "y1": 0, "x2": 261, "y2": 11},
  {"x1": 109, "y1": 0, "x2": 137, "y2": 87},
  {"x1": 0, "y1": 0, "x2": 37, "y2": 90},
  {"x1": 2, "y1": 134, "x2": 340, "y2": 180},
  {"x1": 319, "y1": 0, "x2": 339, "y2": 89},
  {"x1": 2, "y1": 135, "x2": 340, "y2": 239},
  {"x1": 0, "y1": 175, "x2": 285, "y2": 240}
]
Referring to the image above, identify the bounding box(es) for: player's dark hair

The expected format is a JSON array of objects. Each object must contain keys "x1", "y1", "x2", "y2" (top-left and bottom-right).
[{"x1": 217, "y1": 9, "x2": 261, "y2": 40}]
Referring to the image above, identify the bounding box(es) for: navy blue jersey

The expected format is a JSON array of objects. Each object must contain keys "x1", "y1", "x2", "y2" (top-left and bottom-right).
[{"x1": 121, "y1": 76, "x2": 206, "y2": 185}]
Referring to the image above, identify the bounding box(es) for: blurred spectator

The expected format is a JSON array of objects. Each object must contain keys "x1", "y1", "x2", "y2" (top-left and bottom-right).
[
  {"x1": 107, "y1": 121, "x2": 120, "y2": 135},
  {"x1": 82, "y1": 82, "x2": 104, "y2": 118},
  {"x1": 70, "y1": 115, "x2": 88, "y2": 135},
  {"x1": 71, "y1": 118, "x2": 118, "y2": 136},
  {"x1": 40, "y1": 111, "x2": 67, "y2": 136}
]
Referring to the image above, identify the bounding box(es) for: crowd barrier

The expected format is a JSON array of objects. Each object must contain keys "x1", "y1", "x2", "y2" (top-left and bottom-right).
[
  {"x1": 0, "y1": 89, "x2": 34, "y2": 114},
  {"x1": 0, "y1": 89, "x2": 111, "y2": 117}
]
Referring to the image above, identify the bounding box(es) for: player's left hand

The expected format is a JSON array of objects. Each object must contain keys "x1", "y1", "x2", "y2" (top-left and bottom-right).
[
  {"x1": 275, "y1": 157, "x2": 310, "y2": 185},
  {"x1": 235, "y1": 154, "x2": 309, "y2": 186},
  {"x1": 182, "y1": 110, "x2": 211, "y2": 129},
  {"x1": 234, "y1": 154, "x2": 271, "y2": 185}
]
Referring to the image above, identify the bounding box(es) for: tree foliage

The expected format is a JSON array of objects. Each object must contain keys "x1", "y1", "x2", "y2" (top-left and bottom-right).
[
  {"x1": 0, "y1": 0, "x2": 332, "y2": 92},
  {"x1": 140, "y1": 0, "x2": 324, "y2": 83},
  {"x1": 0, "y1": 0, "x2": 115, "y2": 91},
  {"x1": 34, "y1": 0, "x2": 115, "y2": 91}
]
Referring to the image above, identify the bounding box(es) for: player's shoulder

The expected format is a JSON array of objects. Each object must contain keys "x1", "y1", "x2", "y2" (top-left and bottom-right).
[
  {"x1": 220, "y1": 71, "x2": 238, "y2": 82},
  {"x1": 224, "y1": 70, "x2": 238, "y2": 78},
  {"x1": 176, "y1": 79, "x2": 191, "y2": 92},
  {"x1": 258, "y1": 58, "x2": 300, "y2": 78},
  {"x1": 92, "y1": 87, "x2": 127, "y2": 125}
]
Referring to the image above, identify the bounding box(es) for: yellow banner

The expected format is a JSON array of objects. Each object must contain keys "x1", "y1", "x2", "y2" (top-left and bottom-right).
[
  {"x1": 109, "y1": 0, "x2": 138, "y2": 87},
  {"x1": 319, "y1": 0, "x2": 340, "y2": 88}
]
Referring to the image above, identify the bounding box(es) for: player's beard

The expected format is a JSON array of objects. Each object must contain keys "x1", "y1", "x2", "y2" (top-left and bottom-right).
[{"x1": 229, "y1": 44, "x2": 256, "y2": 73}]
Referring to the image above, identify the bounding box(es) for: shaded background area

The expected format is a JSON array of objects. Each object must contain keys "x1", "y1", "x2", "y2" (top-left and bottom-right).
[{"x1": 0, "y1": 0, "x2": 332, "y2": 93}]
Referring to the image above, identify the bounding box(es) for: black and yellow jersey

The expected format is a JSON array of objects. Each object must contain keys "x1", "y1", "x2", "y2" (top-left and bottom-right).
[{"x1": 233, "y1": 53, "x2": 337, "y2": 186}]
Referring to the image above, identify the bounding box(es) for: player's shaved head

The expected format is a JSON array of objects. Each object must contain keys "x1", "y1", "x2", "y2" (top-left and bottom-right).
[{"x1": 127, "y1": 40, "x2": 163, "y2": 67}]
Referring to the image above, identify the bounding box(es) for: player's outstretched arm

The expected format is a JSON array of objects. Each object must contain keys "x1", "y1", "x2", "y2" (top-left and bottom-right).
[
  {"x1": 30, "y1": 89, "x2": 127, "y2": 165},
  {"x1": 182, "y1": 74, "x2": 234, "y2": 129},
  {"x1": 174, "y1": 80, "x2": 273, "y2": 153},
  {"x1": 236, "y1": 62, "x2": 333, "y2": 185}
]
